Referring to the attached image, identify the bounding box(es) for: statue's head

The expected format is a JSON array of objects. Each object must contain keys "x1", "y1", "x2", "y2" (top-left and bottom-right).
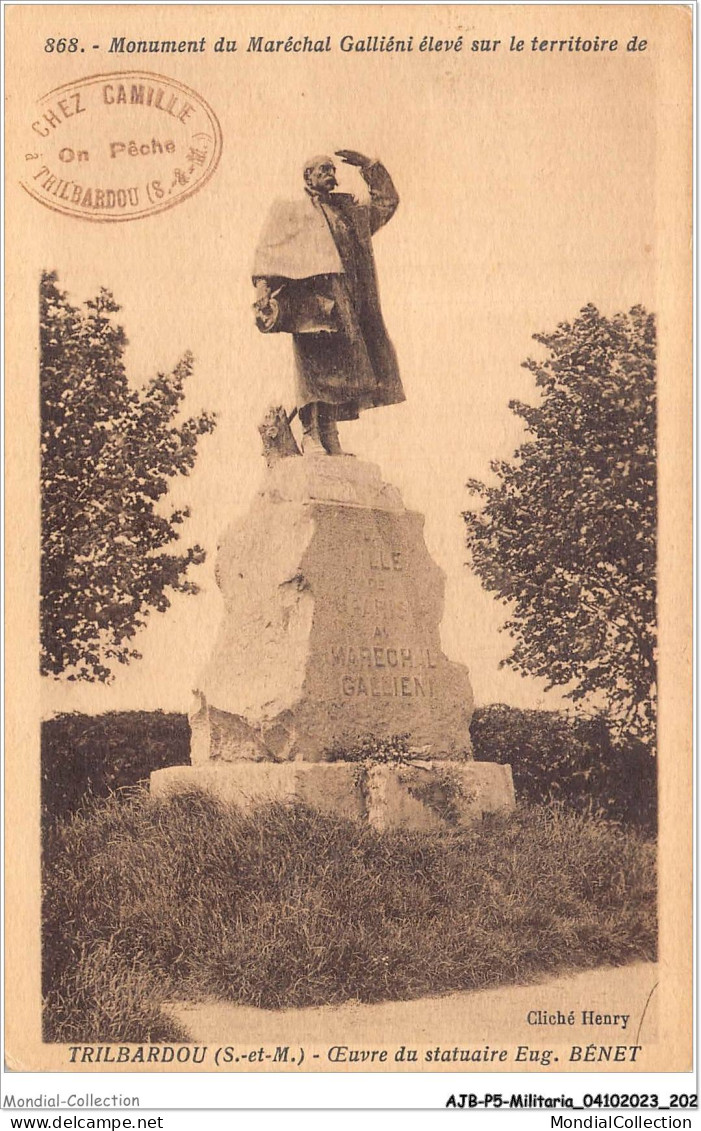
[{"x1": 303, "y1": 155, "x2": 337, "y2": 194}]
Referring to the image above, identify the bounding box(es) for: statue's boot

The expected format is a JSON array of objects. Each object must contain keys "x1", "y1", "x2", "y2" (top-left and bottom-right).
[
  {"x1": 300, "y1": 402, "x2": 327, "y2": 456},
  {"x1": 320, "y1": 418, "x2": 344, "y2": 455},
  {"x1": 319, "y1": 405, "x2": 353, "y2": 457}
]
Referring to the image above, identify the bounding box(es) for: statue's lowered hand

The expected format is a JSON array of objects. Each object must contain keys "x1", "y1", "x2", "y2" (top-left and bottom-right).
[
  {"x1": 335, "y1": 149, "x2": 373, "y2": 168},
  {"x1": 253, "y1": 289, "x2": 281, "y2": 333}
]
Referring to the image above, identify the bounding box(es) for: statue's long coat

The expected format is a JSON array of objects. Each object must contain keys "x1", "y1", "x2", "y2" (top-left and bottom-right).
[{"x1": 252, "y1": 162, "x2": 405, "y2": 420}]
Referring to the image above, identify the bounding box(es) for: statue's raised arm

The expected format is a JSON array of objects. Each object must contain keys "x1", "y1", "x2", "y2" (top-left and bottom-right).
[{"x1": 335, "y1": 150, "x2": 399, "y2": 234}]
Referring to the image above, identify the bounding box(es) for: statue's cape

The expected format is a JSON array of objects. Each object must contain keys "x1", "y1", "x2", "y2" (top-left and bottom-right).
[{"x1": 252, "y1": 194, "x2": 352, "y2": 279}]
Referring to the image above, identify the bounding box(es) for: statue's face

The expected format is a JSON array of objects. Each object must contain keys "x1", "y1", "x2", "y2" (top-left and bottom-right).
[{"x1": 304, "y1": 156, "x2": 337, "y2": 194}]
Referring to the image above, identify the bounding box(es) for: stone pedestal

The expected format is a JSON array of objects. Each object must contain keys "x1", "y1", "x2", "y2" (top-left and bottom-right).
[{"x1": 150, "y1": 454, "x2": 516, "y2": 828}]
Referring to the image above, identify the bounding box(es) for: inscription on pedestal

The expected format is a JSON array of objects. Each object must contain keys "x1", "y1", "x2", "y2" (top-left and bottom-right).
[
  {"x1": 331, "y1": 645, "x2": 438, "y2": 698},
  {"x1": 340, "y1": 674, "x2": 433, "y2": 699},
  {"x1": 366, "y1": 538, "x2": 403, "y2": 572},
  {"x1": 329, "y1": 534, "x2": 438, "y2": 700}
]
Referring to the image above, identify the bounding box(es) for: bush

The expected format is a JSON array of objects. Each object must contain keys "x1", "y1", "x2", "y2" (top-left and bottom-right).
[
  {"x1": 41, "y1": 711, "x2": 190, "y2": 828},
  {"x1": 325, "y1": 732, "x2": 413, "y2": 764},
  {"x1": 470, "y1": 705, "x2": 656, "y2": 831},
  {"x1": 43, "y1": 790, "x2": 657, "y2": 1042},
  {"x1": 42, "y1": 708, "x2": 656, "y2": 835}
]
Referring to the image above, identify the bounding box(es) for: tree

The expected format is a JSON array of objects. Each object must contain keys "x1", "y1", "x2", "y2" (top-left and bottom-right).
[
  {"x1": 463, "y1": 304, "x2": 656, "y2": 746},
  {"x1": 40, "y1": 270, "x2": 216, "y2": 681}
]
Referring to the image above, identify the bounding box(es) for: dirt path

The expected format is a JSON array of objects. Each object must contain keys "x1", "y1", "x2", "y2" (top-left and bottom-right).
[{"x1": 164, "y1": 961, "x2": 657, "y2": 1069}]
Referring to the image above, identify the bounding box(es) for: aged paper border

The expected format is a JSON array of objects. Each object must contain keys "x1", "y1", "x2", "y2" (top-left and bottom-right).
[{"x1": 2, "y1": 0, "x2": 694, "y2": 1093}]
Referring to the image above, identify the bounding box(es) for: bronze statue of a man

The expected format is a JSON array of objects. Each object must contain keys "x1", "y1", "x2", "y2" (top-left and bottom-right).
[{"x1": 252, "y1": 150, "x2": 405, "y2": 455}]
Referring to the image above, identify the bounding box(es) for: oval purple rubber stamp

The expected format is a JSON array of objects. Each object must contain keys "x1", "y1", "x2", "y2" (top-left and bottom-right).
[{"x1": 21, "y1": 70, "x2": 223, "y2": 222}]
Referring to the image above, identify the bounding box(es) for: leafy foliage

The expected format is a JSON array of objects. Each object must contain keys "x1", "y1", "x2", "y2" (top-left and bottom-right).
[
  {"x1": 41, "y1": 711, "x2": 190, "y2": 830},
  {"x1": 464, "y1": 305, "x2": 656, "y2": 745},
  {"x1": 324, "y1": 732, "x2": 413, "y2": 764},
  {"x1": 471, "y1": 704, "x2": 656, "y2": 831},
  {"x1": 40, "y1": 271, "x2": 216, "y2": 680}
]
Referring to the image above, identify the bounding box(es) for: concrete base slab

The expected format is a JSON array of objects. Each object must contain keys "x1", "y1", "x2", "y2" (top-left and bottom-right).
[{"x1": 150, "y1": 759, "x2": 515, "y2": 831}]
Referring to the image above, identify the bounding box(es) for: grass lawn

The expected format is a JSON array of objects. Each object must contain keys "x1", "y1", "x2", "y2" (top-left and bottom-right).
[{"x1": 43, "y1": 791, "x2": 657, "y2": 1043}]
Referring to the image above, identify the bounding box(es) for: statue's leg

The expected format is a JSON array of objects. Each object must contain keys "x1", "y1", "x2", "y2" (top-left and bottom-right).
[{"x1": 299, "y1": 402, "x2": 326, "y2": 455}]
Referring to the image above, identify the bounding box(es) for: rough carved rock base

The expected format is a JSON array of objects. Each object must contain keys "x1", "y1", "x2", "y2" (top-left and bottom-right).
[{"x1": 188, "y1": 456, "x2": 475, "y2": 762}]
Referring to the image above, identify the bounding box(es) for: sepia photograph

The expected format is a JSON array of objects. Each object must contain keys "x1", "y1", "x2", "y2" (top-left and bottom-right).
[{"x1": 4, "y1": 2, "x2": 693, "y2": 1084}]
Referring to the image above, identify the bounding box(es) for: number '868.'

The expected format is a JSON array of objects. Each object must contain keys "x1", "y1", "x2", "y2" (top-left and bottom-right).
[{"x1": 44, "y1": 38, "x2": 79, "y2": 53}]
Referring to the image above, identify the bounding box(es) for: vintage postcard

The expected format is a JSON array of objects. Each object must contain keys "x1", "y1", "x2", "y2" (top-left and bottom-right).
[{"x1": 3, "y1": 1, "x2": 693, "y2": 1085}]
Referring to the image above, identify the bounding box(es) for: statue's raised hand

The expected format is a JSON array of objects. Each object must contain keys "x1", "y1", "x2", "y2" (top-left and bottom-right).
[{"x1": 335, "y1": 149, "x2": 373, "y2": 168}]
